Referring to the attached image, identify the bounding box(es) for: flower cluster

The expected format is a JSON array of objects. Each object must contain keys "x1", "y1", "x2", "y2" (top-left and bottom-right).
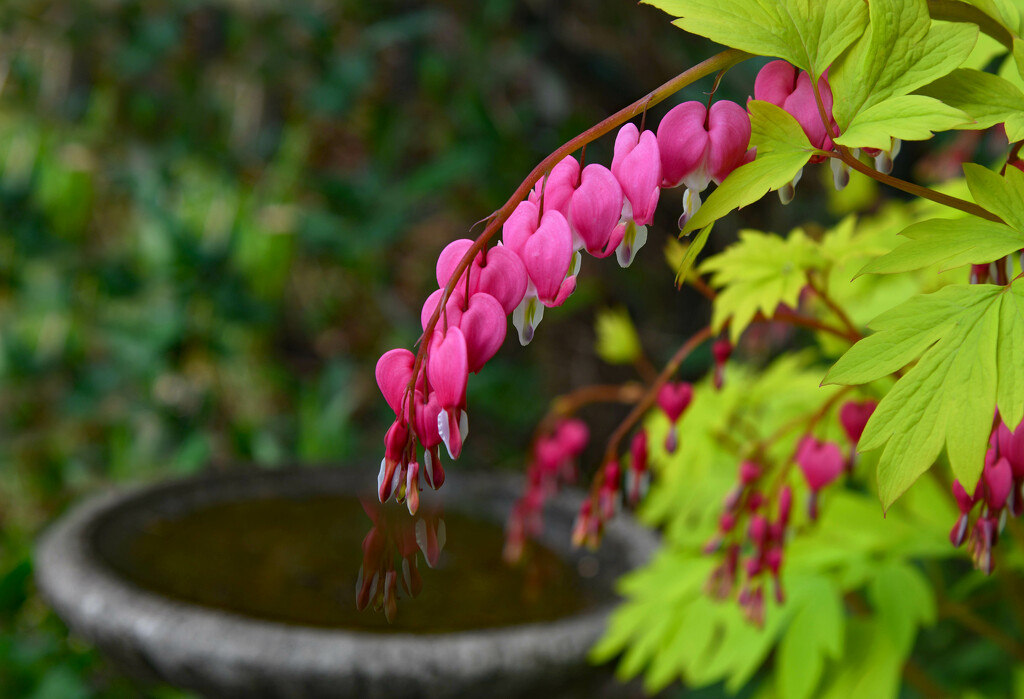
[
  {"x1": 950, "y1": 417, "x2": 1024, "y2": 574},
  {"x1": 703, "y1": 399, "x2": 875, "y2": 623},
  {"x1": 355, "y1": 499, "x2": 446, "y2": 622},
  {"x1": 374, "y1": 93, "x2": 756, "y2": 510},
  {"x1": 504, "y1": 418, "x2": 589, "y2": 562}
]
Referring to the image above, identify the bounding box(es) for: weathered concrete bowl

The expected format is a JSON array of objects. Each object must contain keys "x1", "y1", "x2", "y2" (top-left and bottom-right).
[{"x1": 35, "y1": 467, "x2": 657, "y2": 699}]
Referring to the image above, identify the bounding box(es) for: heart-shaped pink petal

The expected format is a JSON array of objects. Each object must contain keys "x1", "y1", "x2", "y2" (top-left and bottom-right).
[
  {"x1": 839, "y1": 400, "x2": 877, "y2": 445},
  {"x1": 568, "y1": 164, "x2": 623, "y2": 257},
  {"x1": 413, "y1": 390, "x2": 443, "y2": 449},
  {"x1": 707, "y1": 100, "x2": 751, "y2": 184},
  {"x1": 795, "y1": 436, "x2": 844, "y2": 492},
  {"x1": 528, "y1": 155, "x2": 580, "y2": 218},
  {"x1": 657, "y1": 101, "x2": 711, "y2": 189},
  {"x1": 427, "y1": 327, "x2": 468, "y2": 410},
  {"x1": 459, "y1": 292, "x2": 506, "y2": 373},
  {"x1": 521, "y1": 210, "x2": 572, "y2": 304},
  {"x1": 754, "y1": 60, "x2": 797, "y2": 106},
  {"x1": 375, "y1": 349, "x2": 414, "y2": 416},
  {"x1": 612, "y1": 124, "x2": 662, "y2": 226},
  {"x1": 657, "y1": 381, "x2": 693, "y2": 423}
]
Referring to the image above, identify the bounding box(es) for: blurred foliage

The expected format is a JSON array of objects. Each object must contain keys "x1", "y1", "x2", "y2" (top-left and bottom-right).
[{"x1": 0, "y1": 0, "x2": 730, "y2": 694}]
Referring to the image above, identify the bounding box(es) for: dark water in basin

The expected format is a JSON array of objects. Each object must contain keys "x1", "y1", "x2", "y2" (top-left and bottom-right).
[{"x1": 97, "y1": 495, "x2": 595, "y2": 633}]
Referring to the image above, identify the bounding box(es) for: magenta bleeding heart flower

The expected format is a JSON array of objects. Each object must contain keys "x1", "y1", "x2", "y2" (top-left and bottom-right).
[
  {"x1": 568, "y1": 163, "x2": 625, "y2": 258},
  {"x1": 657, "y1": 381, "x2": 693, "y2": 453},
  {"x1": 839, "y1": 399, "x2": 877, "y2": 445},
  {"x1": 754, "y1": 60, "x2": 835, "y2": 152},
  {"x1": 657, "y1": 100, "x2": 752, "y2": 226},
  {"x1": 611, "y1": 123, "x2": 662, "y2": 267},
  {"x1": 503, "y1": 200, "x2": 578, "y2": 344},
  {"x1": 427, "y1": 326, "x2": 470, "y2": 460},
  {"x1": 795, "y1": 435, "x2": 844, "y2": 520}
]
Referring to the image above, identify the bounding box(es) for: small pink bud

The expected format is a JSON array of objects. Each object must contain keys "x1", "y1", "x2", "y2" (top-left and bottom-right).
[
  {"x1": 839, "y1": 400, "x2": 877, "y2": 445},
  {"x1": 984, "y1": 457, "x2": 1013, "y2": 511},
  {"x1": 748, "y1": 514, "x2": 768, "y2": 544},
  {"x1": 556, "y1": 418, "x2": 590, "y2": 457},
  {"x1": 719, "y1": 511, "x2": 736, "y2": 533},
  {"x1": 739, "y1": 461, "x2": 762, "y2": 485},
  {"x1": 777, "y1": 486, "x2": 793, "y2": 526},
  {"x1": 950, "y1": 513, "x2": 969, "y2": 548},
  {"x1": 747, "y1": 491, "x2": 765, "y2": 512},
  {"x1": 795, "y1": 436, "x2": 845, "y2": 492},
  {"x1": 630, "y1": 430, "x2": 648, "y2": 473}
]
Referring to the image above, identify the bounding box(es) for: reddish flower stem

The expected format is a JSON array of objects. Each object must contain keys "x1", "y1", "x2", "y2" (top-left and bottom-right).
[{"x1": 404, "y1": 48, "x2": 752, "y2": 425}]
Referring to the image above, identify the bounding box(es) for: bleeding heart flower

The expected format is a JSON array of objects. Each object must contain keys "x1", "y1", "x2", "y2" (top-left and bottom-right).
[
  {"x1": 796, "y1": 436, "x2": 844, "y2": 492},
  {"x1": 612, "y1": 123, "x2": 662, "y2": 227},
  {"x1": 657, "y1": 381, "x2": 694, "y2": 422},
  {"x1": 420, "y1": 288, "x2": 465, "y2": 332},
  {"x1": 378, "y1": 419, "x2": 408, "y2": 503},
  {"x1": 568, "y1": 164, "x2": 625, "y2": 258},
  {"x1": 984, "y1": 456, "x2": 1013, "y2": 510},
  {"x1": 839, "y1": 400, "x2": 877, "y2": 444},
  {"x1": 657, "y1": 100, "x2": 751, "y2": 226},
  {"x1": 427, "y1": 326, "x2": 470, "y2": 460}
]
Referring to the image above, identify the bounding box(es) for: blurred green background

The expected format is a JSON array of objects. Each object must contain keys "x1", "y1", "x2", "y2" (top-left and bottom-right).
[{"x1": 0, "y1": 1, "x2": 762, "y2": 696}]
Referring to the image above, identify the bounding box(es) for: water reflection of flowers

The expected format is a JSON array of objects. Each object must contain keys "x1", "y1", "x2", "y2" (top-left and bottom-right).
[{"x1": 355, "y1": 498, "x2": 445, "y2": 622}]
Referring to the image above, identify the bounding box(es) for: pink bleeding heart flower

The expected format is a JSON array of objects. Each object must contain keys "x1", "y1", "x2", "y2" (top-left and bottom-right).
[
  {"x1": 458, "y1": 291, "x2": 506, "y2": 373},
  {"x1": 657, "y1": 381, "x2": 693, "y2": 422},
  {"x1": 657, "y1": 100, "x2": 751, "y2": 226},
  {"x1": 995, "y1": 419, "x2": 1024, "y2": 479},
  {"x1": 984, "y1": 456, "x2": 1013, "y2": 511},
  {"x1": 796, "y1": 436, "x2": 844, "y2": 520},
  {"x1": 427, "y1": 326, "x2": 470, "y2": 460},
  {"x1": 420, "y1": 288, "x2": 465, "y2": 332},
  {"x1": 555, "y1": 418, "x2": 590, "y2": 457},
  {"x1": 412, "y1": 390, "x2": 445, "y2": 490},
  {"x1": 375, "y1": 348, "x2": 415, "y2": 416},
  {"x1": 528, "y1": 155, "x2": 580, "y2": 218},
  {"x1": 568, "y1": 164, "x2": 625, "y2": 258},
  {"x1": 796, "y1": 436, "x2": 844, "y2": 492},
  {"x1": 435, "y1": 239, "x2": 528, "y2": 315},
  {"x1": 657, "y1": 381, "x2": 693, "y2": 453},
  {"x1": 839, "y1": 400, "x2": 877, "y2": 444},
  {"x1": 612, "y1": 123, "x2": 662, "y2": 227}
]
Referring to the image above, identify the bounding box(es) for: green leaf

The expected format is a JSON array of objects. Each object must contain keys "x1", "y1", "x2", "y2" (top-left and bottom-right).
[
  {"x1": 917, "y1": 68, "x2": 1024, "y2": 141},
  {"x1": 643, "y1": 0, "x2": 867, "y2": 77},
  {"x1": 831, "y1": 0, "x2": 978, "y2": 130},
  {"x1": 834, "y1": 95, "x2": 969, "y2": 149},
  {"x1": 682, "y1": 101, "x2": 817, "y2": 235},
  {"x1": 776, "y1": 576, "x2": 845, "y2": 699},
  {"x1": 964, "y1": 163, "x2": 1024, "y2": 230},
  {"x1": 700, "y1": 228, "x2": 824, "y2": 341},
  {"x1": 825, "y1": 283, "x2": 1015, "y2": 507},
  {"x1": 595, "y1": 306, "x2": 643, "y2": 365},
  {"x1": 674, "y1": 223, "x2": 713, "y2": 286},
  {"x1": 819, "y1": 619, "x2": 903, "y2": 699},
  {"x1": 858, "y1": 217, "x2": 1024, "y2": 275},
  {"x1": 867, "y1": 561, "x2": 936, "y2": 653}
]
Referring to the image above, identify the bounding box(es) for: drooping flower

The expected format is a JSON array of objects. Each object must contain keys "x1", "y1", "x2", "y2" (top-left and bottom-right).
[
  {"x1": 426, "y1": 326, "x2": 470, "y2": 460},
  {"x1": 657, "y1": 381, "x2": 693, "y2": 453},
  {"x1": 657, "y1": 100, "x2": 752, "y2": 226},
  {"x1": 795, "y1": 435, "x2": 844, "y2": 519},
  {"x1": 435, "y1": 239, "x2": 529, "y2": 315},
  {"x1": 611, "y1": 123, "x2": 662, "y2": 267},
  {"x1": 839, "y1": 400, "x2": 877, "y2": 445},
  {"x1": 567, "y1": 164, "x2": 625, "y2": 258}
]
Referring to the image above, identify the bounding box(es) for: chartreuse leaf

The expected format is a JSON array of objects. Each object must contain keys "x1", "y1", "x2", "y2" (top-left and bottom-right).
[
  {"x1": 964, "y1": 162, "x2": 1024, "y2": 230},
  {"x1": 701, "y1": 228, "x2": 824, "y2": 341},
  {"x1": 674, "y1": 223, "x2": 713, "y2": 285},
  {"x1": 682, "y1": 101, "x2": 818, "y2": 235},
  {"x1": 833, "y1": 96, "x2": 969, "y2": 149},
  {"x1": 917, "y1": 69, "x2": 1024, "y2": 142},
  {"x1": 776, "y1": 576, "x2": 844, "y2": 699},
  {"x1": 825, "y1": 283, "x2": 1022, "y2": 507},
  {"x1": 830, "y1": 0, "x2": 977, "y2": 137},
  {"x1": 858, "y1": 218, "x2": 1024, "y2": 275},
  {"x1": 642, "y1": 0, "x2": 867, "y2": 78},
  {"x1": 594, "y1": 307, "x2": 643, "y2": 365},
  {"x1": 819, "y1": 618, "x2": 903, "y2": 699}
]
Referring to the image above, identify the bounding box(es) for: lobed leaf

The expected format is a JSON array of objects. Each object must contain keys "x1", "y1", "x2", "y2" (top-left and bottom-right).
[
  {"x1": 858, "y1": 218, "x2": 1024, "y2": 275},
  {"x1": 826, "y1": 283, "x2": 1017, "y2": 507},
  {"x1": 834, "y1": 95, "x2": 969, "y2": 149},
  {"x1": 831, "y1": 0, "x2": 978, "y2": 131},
  {"x1": 917, "y1": 68, "x2": 1024, "y2": 141},
  {"x1": 643, "y1": 0, "x2": 867, "y2": 78}
]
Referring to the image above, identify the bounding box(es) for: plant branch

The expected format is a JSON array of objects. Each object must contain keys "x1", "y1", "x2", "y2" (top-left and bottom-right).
[
  {"x1": 541, "y1": 382, "x2": 646, "y2": 431},
  {"x1": 806, "y1": 271, "x2": 863, "y2": 342},
  {"x1": 940, "y1": 600, "x2": 1024, "y2": 664},
  {"x1": 405, "y1": 48, "x2": 752, "y2": 423}
]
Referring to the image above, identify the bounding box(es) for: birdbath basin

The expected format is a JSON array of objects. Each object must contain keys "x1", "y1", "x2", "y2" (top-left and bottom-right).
[{"x1": 35, "y1": 467, "x2": 657, "y2": 698}]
